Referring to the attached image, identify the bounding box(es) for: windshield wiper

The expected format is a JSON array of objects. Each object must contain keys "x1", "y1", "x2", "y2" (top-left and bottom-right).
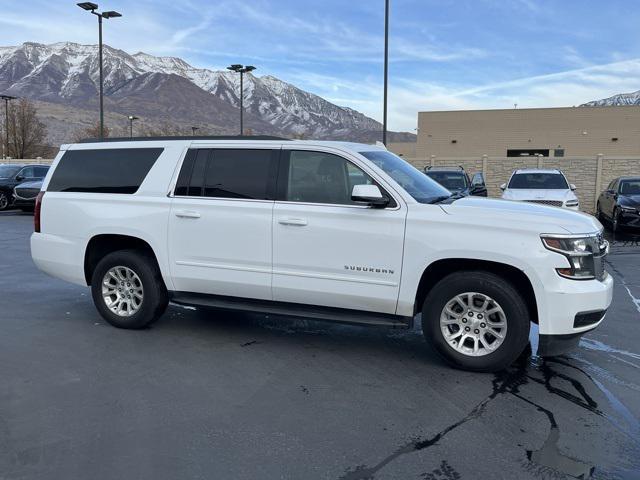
[{"x1": 429, "y1": 192, "x2": 464, "y2": 204}]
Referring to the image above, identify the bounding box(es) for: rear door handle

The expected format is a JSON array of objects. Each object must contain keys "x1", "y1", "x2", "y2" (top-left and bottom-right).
[
  {"x1": 175, "y1": 210, "x2": 201, "y2": 219},
  {"x1": 278, "y1": 217, "x2": 308, "y2": 226}
]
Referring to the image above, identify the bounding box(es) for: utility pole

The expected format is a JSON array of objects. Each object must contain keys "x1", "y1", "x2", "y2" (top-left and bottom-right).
[
  {"x1": 382, "y1": 0, "x2": 390, "y2": 145},
  {"x1": 227, "y1": 64, "x2": 256, "y2": 135},
  {"x1": 77, "y1": 3, "x2": 122, "y2": 140}
]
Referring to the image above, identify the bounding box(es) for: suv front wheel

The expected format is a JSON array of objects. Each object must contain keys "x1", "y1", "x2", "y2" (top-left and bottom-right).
[
  {"x1": 91, "y1": 249, "x2": 169, "y2": 329},
  {"x1": 422, "y1": 271, "x2": 530, "y2": 372}
]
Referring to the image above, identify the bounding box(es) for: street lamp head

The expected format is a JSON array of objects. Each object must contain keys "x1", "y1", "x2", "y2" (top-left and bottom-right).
[
  {"x1": 128, "y1": 115, "x2": 139, "y2": 121},
  {"x1": 227, "y1": 64, "x2": 243, "y2": 72},
  {"x1": 244, "y1": 66, "x2": 256, "y2": 73},
  {"x1": 0, "y1": 94, "x2": 17, "y2": 101},
  {"x1": 102, "y1": 10, "x2": 122, "y2": 18},
  {"x1": 77, "y1": 2, "x2": 99, "y2": 11}
]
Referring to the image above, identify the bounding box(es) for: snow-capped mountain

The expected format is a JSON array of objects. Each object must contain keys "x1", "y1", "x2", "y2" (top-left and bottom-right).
[
  {"x1": 0, "y1": 42, "x2": 414, "y2": 143},
  {"x1": 581, "y1": 90, "x2": 640, "y2": 107}
]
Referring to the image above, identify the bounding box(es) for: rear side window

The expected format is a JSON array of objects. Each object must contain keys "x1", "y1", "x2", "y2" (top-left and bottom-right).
[
  {"x1": 47, "y1": 148, "x2": 163, "y2": 194},
  {"x1": 174, "y1": 149, "x2": 278, "y2": 200}
]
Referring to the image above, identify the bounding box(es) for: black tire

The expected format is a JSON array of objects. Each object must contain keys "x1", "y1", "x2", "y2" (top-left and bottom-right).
[
  {"x1": 422, "y1": 270, "x2": 531, "y2": 372},
  {"x1": 596, "y1": 203, "x2": 604, "y2": 224},
  {"x1": 91, "y1": 249, "x2": 168, "y2": 329},
  {"x1": 0, "y1": 191, "x2": 10, "y2": 211}
]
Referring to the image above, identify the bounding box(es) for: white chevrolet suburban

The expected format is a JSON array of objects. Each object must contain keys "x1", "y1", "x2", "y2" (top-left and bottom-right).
[{"x1": 31, "y1": 137, "x2": 613, "y2": 371}]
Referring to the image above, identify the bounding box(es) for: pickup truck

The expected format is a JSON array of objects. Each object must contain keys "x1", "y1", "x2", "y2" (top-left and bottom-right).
[{"x1": 31, "y1": 137, "x2": 613, "y2": 371}]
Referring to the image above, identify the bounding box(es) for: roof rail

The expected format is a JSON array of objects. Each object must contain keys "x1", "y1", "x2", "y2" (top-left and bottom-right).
[{"x1": 78, "y1": 135, "x2": 292, "y2": 143}]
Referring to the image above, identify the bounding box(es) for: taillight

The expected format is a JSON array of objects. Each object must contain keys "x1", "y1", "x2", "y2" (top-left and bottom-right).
[{"x1": 34, "y1": 191, "x2": 45, "y2": 233}]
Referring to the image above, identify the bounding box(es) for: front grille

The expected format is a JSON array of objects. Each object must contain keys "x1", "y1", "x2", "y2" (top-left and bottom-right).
[
  {"x1": 574, "y1": 309, "x2": 606, "y2": 328},
  {"x1": 590, "y1": 232, "x2": 608, "y2": 282},
  {"x1": 526, "y1": 200, "x2": 563, "y2": 208},
  {"x1": 14, "y1": 188, "x2": 40, "y2": 200}
]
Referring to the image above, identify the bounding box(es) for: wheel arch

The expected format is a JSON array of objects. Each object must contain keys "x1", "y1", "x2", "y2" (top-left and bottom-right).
[
  {"x1": 84, "y1": 234, "x2": 164, "y2": 287},
  {"x1": 413, "y1": 258, "x2": 538, "y2": 325}
]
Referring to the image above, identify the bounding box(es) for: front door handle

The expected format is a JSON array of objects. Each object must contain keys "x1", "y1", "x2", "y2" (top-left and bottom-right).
[
  {"x1": 278, "y1": 217, "x2": 308, "y2": 226},
  {"x1": 175, "y1": 210, "x2": 201, "y2": 219}
]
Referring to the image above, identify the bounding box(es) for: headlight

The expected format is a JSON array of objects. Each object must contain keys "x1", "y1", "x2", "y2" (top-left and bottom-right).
[
  {"x1": 541, "y1": 234, "x2": 607, "y2": 280},
  {"x1": 565, "y1": 200, "x2": 579, "y2": 208}
]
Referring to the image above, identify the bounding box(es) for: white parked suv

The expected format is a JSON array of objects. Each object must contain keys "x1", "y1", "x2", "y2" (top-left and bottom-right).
[
  {"x1": 31, "y1": 137, "x2": 613, "y2": 371},
  {"x1": 501, "y1": 169, "x2": 580, "y2": 210}
]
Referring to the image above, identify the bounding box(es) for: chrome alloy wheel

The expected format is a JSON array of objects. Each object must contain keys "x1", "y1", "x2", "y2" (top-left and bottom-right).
[
  {"x1": 0, "y1": 192, "x2": 8, "y2": 210},
  {"x1": 440, "y1": 292, "x2": 507, "y2": 356},
  {"x1": 102, "y1": 266, "x2": 144, "y2": 317}
]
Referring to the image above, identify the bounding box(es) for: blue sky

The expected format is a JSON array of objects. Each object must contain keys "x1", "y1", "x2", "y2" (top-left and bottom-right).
[{"x1": 2, "y1": 0, "x2": 640, "y2": 131}]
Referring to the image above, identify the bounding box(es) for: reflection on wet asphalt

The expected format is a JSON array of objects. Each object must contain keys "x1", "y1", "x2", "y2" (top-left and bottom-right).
[{"x1": 2, "y1": 214, "x2": 640, "y2": 480}]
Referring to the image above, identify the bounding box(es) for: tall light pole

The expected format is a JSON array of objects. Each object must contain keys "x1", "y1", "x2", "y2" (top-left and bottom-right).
[
  {"x1": 382, "y1": 0, "x2": 390, "y2": 145},
  {"x1": 77, "y1": 3, "x2": 122, "y2": 140},
  {"x1": 0, "y1": 94, "x2": 16, "y2": 159},
  {"x1": 127, "y1": 115, "x2": 139, "y2": 138},
  {"x1": 227, "y1": 64, "x2": 256, "y2": 136}
]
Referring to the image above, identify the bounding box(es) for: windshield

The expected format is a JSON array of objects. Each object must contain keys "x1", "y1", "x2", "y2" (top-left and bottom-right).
[
  {"x1": 359, "y1": 150, "x2": 451, "y2": 203},
  {"x1": 0, "y1": 165, "x2": 20, "y2": 179},
  {"x1": 425, "y1": 171, "x2": 468, "y2": 191},
  {"x1": 620, "y1": 180, "x2": 640, "y2": 195},
  {"x1": 508, "y1": 172, "x2": 568, "y2": 189}
]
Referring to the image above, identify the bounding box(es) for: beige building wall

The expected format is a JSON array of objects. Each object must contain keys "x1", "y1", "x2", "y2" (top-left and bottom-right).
[
  {"x1": 417, "y1": 106, "x2": 640, "y2": 158},
  {"x1": 387, "y1": 142, "x2": 416, "y2": 159}
]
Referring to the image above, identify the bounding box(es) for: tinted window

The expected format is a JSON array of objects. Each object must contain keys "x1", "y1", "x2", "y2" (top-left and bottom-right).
[
  {"x1": 359, "y1": 150, "x2": 450, "y2": 204},
  {"x1": 47, "y1": 148, "x2": 163, "y2": 194},
  {"x1": 619, "y1": 180, "x2": 640, "y2": 195},
  {"x1": 34, "y1": 166, "x2": 49, "y2": 178},
  {"x1": 18, "y1": 166, "x2": 34, "y2": 178},
  {"x1": 284, "y1": 151, "x2": 374, "y2": 205},
  {"x1": 175, "y1": 149, "x2": 276, "y2": 200},
  {"x1": 425, "y1": 171, "x2": 468, "y2": 190},
  {"x1": 508, "y1": 173, "x2": 568, "y2": 189}
]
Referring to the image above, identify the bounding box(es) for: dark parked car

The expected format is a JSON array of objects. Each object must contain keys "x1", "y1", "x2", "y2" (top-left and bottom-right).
[
  {"x1": 13, "y1": 180, "x2": 43, "y2": 212},
  {"x1": 424, "y1": 166, "x2": 487, "y2": 196},
  {"x1": 0, "y1": 164, "x2": 49, "y2": 211},
  {"x1": 597, "y1": 176, "x2": 640, "y2": 232}
]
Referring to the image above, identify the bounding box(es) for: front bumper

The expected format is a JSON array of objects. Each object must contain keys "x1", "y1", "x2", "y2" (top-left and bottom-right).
[{"x1": 619, "y1": 210, "x2": 640, "y2": 228}]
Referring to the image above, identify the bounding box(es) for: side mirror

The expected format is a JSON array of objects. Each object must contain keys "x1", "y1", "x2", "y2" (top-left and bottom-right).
[
  {"x1": 570, "y1": 184, "x2": 576, "y2": 191},
  {"x1": 15, "y1": 175, "x2": 24, "y2": 182},
  {"x1": 606, "y1": 189, "x2": 615, "y2": 195},
  {"x1": 351, "y1": 184, "x2": 389, "y2": 208},
  {"x1": 500, "y1": 183, "x2": 507, "y2": 191}
]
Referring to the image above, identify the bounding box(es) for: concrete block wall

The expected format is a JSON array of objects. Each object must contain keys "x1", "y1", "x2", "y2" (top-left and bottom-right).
[{"x1": 404, "y1": 155, "x2": 640, "y2": 214}]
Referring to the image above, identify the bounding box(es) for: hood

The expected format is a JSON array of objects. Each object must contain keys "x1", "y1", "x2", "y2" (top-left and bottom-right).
[
  {"x1": 439, "y1": 196, "x2": 601, "y2": 235},
  {"x1": 15, "y1": 180, "x2": 43, "y2": 190},
  {"x1": 502, "y1": 188, "x2": 575, "y2": 202}
]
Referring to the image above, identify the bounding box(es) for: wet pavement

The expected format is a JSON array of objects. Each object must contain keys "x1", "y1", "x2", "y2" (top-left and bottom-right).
[{"x1": 1, "y1": 211, "x2": 639, "y2": 479}]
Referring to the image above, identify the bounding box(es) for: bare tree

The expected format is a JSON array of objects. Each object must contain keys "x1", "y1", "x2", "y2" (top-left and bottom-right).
[
  {"x1": 6, "y1": 98, "x2": 49, "y2": 159},
  {"x1": 72, "y1": 122, "x2": 110, "y2": 143}
]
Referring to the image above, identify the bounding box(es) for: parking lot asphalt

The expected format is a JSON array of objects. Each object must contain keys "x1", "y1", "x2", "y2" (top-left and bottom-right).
[{"x1": 1, "y1": 210, "x2": 640, "y2": 480}]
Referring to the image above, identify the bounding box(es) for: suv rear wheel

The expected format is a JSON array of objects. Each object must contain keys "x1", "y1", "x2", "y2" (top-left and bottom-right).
[
  {"x1": 0, "y1": 191, "x2": 10, "y2": 211},
  {"x1": 91, "y1": 249, "x2": 168, "y2": 329},
  {"x1": 422, "y1": 271, "x2": 530, "y2": 372}
]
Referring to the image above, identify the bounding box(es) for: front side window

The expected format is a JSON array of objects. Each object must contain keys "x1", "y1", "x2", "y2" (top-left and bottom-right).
[
  {"x1": 175, "y1": 149, "x2": 277, "y2": 200},
  {"x1": 18, "y1": 167, "x2": 35, "y2": 178},
  {"x1": 283, "y1": 151, "x2": 376, "y2": 205},
  {"x1": 359, "y1": 150, "x2": 450, "y2": 204},
  {"x1": 508, "y1": 173, "x2": 569, "y2": 190},
  {"x1": 34, "y1": 166, "x2": 49, "y2": 178}
]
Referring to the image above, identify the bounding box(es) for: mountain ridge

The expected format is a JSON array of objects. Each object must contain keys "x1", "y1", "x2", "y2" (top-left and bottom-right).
[{"x1": 0, "y1": 41, "x2": 415, "y2": 145}]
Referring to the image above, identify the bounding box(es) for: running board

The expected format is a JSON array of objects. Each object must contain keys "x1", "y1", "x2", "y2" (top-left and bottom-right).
[{"x1": 169, "y1": 292, "x2": 413, "y2": 329}]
